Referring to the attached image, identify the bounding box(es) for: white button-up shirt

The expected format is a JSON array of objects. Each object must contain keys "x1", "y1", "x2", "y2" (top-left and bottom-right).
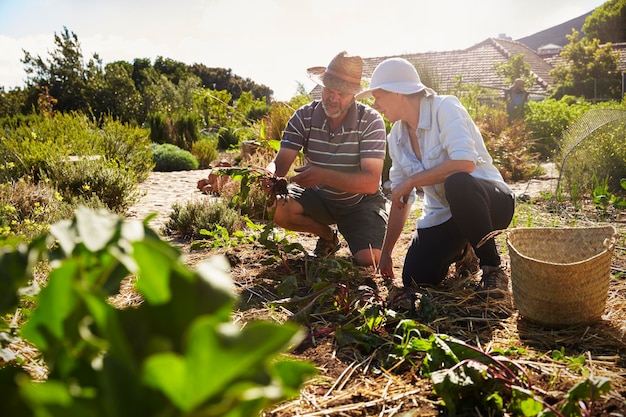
[{"x1": 387, "y1": 94, "x2": 513, "y2": 228}]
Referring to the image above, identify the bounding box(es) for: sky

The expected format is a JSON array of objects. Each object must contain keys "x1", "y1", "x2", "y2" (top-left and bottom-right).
[{"x1": 0, "y1": 0, "x2": 609, "y2": 101}]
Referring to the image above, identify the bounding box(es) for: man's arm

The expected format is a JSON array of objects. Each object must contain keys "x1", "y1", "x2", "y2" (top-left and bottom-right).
[
  {"x1": 290, "y1": 157, "x2": 384, "y2": 194},
  {"x1": 267, "y1": 147, "x2": 300, "y2": 177}
]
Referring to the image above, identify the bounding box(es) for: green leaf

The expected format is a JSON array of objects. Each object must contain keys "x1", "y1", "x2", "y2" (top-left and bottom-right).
[
  {"x1": 510, "y1": 386, "x2": 543, "y2": 416},
  {"x1": 276, "y1": 275, "x2": 298, "y2": 297},
  {"x1": 133, "y1": 240, "x2": 174, "y2": 304},
  {"x1": 49, "y1": 218, "x2": 77, "y2": 256},
  {"x1": 195, "y1": 255, "x2": 236, "y2": 302},
  {"x1": 143, "y1": 318, "x2": 304, "y2": 412},
  {"x1": 565, "y1": 376, "x2": 611, "y2": 401},
  {"x1": 20, "y1": 380, "x2": 73, "y2": 407},
  {"x1": 20, "y1": 261, "x2": 79, "y2": 350},
  {"x1": 75, "y1": 206, "x2": 121, "y2": 252}
]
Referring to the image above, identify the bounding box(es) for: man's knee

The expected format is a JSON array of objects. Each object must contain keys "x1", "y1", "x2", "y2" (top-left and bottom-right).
[{"x1": 353, "y1": 248, "x2": 381, "y2": 267}]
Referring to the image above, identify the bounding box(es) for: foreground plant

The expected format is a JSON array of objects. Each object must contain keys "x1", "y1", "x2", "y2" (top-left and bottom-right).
[
  {"x1": 0, "y1": 207, "x2": 316, "y2": 417},
  {"x1": 418, "y1": 333, "x2": 611, "y2": 416}
]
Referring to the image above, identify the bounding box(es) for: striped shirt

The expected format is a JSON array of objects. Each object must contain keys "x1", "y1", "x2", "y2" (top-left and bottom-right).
[{"x1": 281, "y1": 100, "x2": 387, "y2": 205}]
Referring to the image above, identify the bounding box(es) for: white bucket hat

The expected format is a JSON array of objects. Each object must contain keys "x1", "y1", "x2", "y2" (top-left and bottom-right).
[{"x1": 356, "y1": 57, "x2": 435, "y2": 99}]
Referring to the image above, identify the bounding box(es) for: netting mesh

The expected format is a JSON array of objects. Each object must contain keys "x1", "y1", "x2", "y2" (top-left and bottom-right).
[{"x1": 556, "y1": 108, "x2": 626, "y2": 195}]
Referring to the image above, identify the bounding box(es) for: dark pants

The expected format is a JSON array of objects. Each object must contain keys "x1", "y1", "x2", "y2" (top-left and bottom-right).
[{"x1": 402, "y1": 172, "x2": 515, "y2": 288}]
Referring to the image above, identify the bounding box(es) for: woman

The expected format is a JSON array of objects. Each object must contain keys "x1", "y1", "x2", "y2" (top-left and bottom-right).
[{"x1": 355, "y1": 57, "x2": 515, "y2": 298}]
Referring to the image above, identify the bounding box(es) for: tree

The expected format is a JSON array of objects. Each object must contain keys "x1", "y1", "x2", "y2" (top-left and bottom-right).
[
  {"x1": 189, "y1": 63, "x2": 272, "y2": 102},
  {"x1": 583, "y1": 0, "x2": 626, "y2": 43},
  {"x1": 549, "y1": 30, "x2": 621, "y2": 100},
  {"x1": 101, "y1": 61, "x2": 144, "y2": 124},
  {"x1": 493, "y1": 54, "x2": 533, "y2": 88},
  {"x1": 0, "y1": 87, "x2": 28, "y2": 117},
  {"x1": 21, "y1": 27, "x2": 101, "y2": 114}
]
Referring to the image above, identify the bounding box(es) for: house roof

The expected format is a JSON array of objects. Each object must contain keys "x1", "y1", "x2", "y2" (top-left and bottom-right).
[
  {"x1": 310, "y1": 37, "x2": 555, "y2": 99},
  {"x1": 360, "y1": 37, "x2": 554, "y2": 96}
]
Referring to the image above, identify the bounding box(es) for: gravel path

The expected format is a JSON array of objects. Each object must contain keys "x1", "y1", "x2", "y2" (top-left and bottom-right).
[
  {"x1": 126, "y1": 168, "x2": 214, "y2": 232},
  {"x1": 126, "y1": 163, "x2": 558, "y2": 233}
]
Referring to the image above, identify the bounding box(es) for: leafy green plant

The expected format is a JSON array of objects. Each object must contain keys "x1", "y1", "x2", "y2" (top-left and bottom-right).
[
  {"x1": 0, "y1": 179, "x2": 72, "y2": 242},
  {"x1": 416, "y1": 334, "x2": 611, "y2": 416},
  {"x1": 191, "y1": 135, "x2": 219, "y2": 169},
  {"x1": 162, "y1": 199, "x2": 242, "y2": 240},
  {"x1": 191, "y1": 217, "x2": 260, "y2": 250},
  {"x1": 46, "y1": 158, "x2": 139, "y2": 213},
  {"x1": 151, "y1": 143, "x2": 199, "y2": 172},
  {"x1": 0, "y1": 206, "x2": 316, "y2": 416},
  {"x1": 591, "y1": 175, "x2": 626, "y2": 214}
]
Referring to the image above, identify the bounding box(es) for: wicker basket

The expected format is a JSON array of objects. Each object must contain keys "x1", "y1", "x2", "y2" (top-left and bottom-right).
[{"x1": 506, "y1": 225, "x2": 616, "y2": 328}]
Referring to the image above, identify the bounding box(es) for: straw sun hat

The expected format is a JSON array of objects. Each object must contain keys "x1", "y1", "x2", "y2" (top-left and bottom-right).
[
  {"x1": 307, "y1": 51, "x2": 364, "y2": 95},
  {"x1": 356, "y1": 57, "x2": 435, "y2": 99}
]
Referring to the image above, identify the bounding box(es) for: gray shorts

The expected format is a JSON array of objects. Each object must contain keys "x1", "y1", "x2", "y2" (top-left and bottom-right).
[{"x1": 288, "y1": 184, "x2": 389, "y2": 254}]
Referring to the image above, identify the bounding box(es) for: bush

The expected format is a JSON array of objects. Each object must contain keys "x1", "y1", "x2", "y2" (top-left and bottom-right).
[
  {"x1": 147, "y1": 112, "x2": 169, "y2": 144},
  {"x1": 147, "y1": 112, "x2": 202, "y2": 151},
  {"x1": 0, "y1": 179, "x2": 73, "y2": 242},
  {"x1": 98, "y1": 117, "x2": 154, "y2": 182},
  {"x1": 46, "y1": 158, "x2": 139, "y2": 213},
  {"x1": 217, "y1": 125, "x2": 256, "y2": 151},
  {"x1": 525, "y1": 97, "x2": 591, "y2": 158},
  {"x1": 152, "y1": 143, "x2": 199, "y2": 172},
  {"x1": 558, "y1": 117, "x2": 626, "y2": 197},
  {"x1": 191, "y1": 135, "x2": 219, "y2": 169},
  {"x1": 0, "y1": 112, "x2": 152, "y2": 184},
  {"x1": 475, "y1": 109, "x2": 541, "y2": 182},
  {"x1": 162, "y1": 199, "x2": 242, "y2": 239}
]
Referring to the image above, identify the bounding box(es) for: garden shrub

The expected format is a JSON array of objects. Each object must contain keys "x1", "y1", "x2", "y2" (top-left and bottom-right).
[
  {"x1": 147, "y1": 112, "x2": 169, "y2": 144},
  {"x1": 162, "y1": 199, "x2": 242, "y2": 239},
  {"x1": 191, "y1": 135, "x2": 219, "y2": 169},
  {"x1": 0, "y1": 179, "x2": 73, "y2": 242},
  {"x1": 147, "y1": 112, "x2": 202, "y2": 151},
  {"x1": 46, "y1": 158, "x2": 139, "y2": 213},
  {"x1": 0, "y1": 113, "x2": 92, "y2": 182},
  {"x1": 172, "y1": 110, "x2": 202, "y2": 150},
  {"x1": 220, "y1": 178, "x2": 271, "y2": 221},
  {"x1": 152, "y1": 143, "x2": 199, "y2": 172},
  {"x1": 260, "y1": 101, "x2": 294, "y2": 142},
  {"x1": 0, "y1": 112, "x2": 153, "y2": 184},
  {"x1": 525, "y1": 97, "x2": 591, "y2": 158},
  {"x1": 558, "y1": 121, "x2": 626, "y2": 196},
  {"x1": 475, "y1": 109, "x2": 542, "y2": 182},
  {"x1": 217, "y1": 125, "x2": 256, "y2": 151},
  {"x1": 98, "y1": 117, "x2": 154, "y2": 182}
]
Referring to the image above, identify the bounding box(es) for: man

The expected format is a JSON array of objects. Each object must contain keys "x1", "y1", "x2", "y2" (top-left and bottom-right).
[
  {"x1": 266, "y1": 51, "x2": 388, "y2": 267},
  {"x1": 505, "y1": 78, "x2": 529, "y2": 121}
]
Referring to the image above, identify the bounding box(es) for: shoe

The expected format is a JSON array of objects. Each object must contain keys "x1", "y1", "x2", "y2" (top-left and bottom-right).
[
  {"x1": 314, "y1": 231, "x2": 340, "y2": 257},
  {"x1": 476, "y1": 266, "x2": 508, "y2": 299}
]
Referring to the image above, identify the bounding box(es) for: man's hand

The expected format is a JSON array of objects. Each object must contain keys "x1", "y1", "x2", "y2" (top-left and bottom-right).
[{"x1": 290, "y1": 165, "x2": 323, "y2": 188}]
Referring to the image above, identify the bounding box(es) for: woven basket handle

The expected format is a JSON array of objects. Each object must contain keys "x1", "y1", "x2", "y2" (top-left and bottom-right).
[
  {"x1": 476, "y1": 229, "x2": 509, "y2": 249},
  {"x1": 604, "y1": 231, "x2": 618, "y2": 251}
]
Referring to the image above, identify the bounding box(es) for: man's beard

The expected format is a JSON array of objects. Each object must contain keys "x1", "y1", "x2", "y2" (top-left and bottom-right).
[{"x1": 321, "y1": 99, "x2": 344, "y2": 118}]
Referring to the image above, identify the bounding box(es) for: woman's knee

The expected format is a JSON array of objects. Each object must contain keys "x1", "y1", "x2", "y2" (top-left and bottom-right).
[{"x1": 402, "y1": 261, "x2": 448, "y2": 287}]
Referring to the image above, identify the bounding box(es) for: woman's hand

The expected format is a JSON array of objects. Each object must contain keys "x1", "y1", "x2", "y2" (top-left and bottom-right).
[{"x1": 378, "y1": 251, "x2": 395, "y2": 281}]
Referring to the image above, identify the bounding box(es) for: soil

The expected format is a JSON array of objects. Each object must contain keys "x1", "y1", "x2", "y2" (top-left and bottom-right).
[{"x1": 125, "y1": 163, "x2": 626, "y2": 416}]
